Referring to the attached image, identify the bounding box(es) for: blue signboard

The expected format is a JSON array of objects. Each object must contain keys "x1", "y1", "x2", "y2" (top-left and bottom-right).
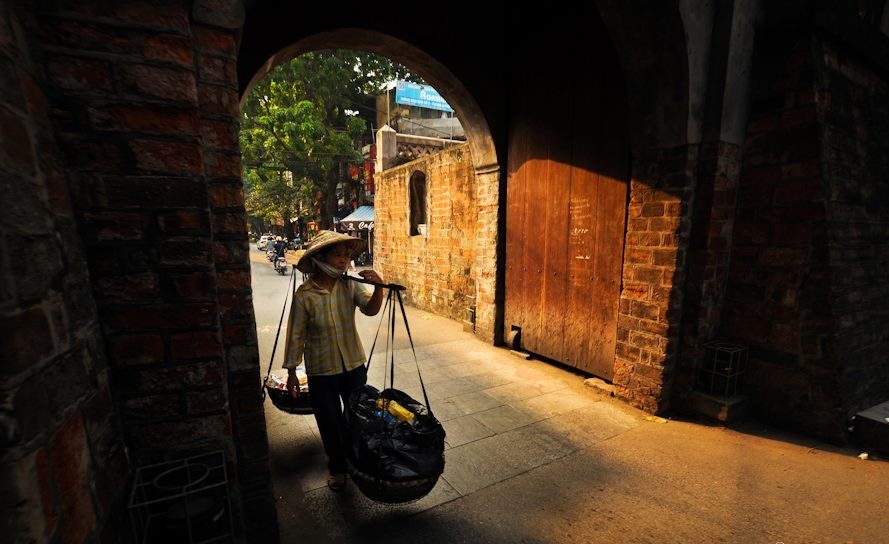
[{"x1": 394, "y1": 81, "x2": 454, "y2": 113}]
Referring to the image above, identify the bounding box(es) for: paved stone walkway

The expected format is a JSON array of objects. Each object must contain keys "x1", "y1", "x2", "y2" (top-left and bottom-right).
[{"x1": 258, "y1": 272, "x2": 889, "y2": 544}]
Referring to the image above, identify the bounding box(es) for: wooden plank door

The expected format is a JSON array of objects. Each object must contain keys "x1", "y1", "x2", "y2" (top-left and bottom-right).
[{"x1": 504, "y1": 43, "x2": 628, "y2": 380}]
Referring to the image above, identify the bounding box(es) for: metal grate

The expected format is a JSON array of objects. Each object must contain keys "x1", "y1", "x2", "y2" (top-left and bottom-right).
[
  {"x1": 698, "y1": 341, "x2": 747, "y2": 398},
  {"x1": 128, "y1": 450, "x2": 234, "y2": 543}
]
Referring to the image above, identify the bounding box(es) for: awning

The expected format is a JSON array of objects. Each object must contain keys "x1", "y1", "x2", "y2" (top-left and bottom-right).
[{"x1": 340, "y1": 205, "x2": 374, "y2": 232}]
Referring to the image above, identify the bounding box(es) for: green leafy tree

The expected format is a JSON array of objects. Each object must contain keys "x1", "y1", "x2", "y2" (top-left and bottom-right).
[{"x1": 240, "y1": 50, "x2": 419, "y2": 234}]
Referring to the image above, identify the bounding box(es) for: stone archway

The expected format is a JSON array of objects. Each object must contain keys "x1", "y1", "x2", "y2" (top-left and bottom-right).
[
  {"x1": 240, "y1": 30, "x2": 499, "y2": 174},
  {"x1": 234, "y1": 3, "x2": 699, "y2": 413},
  {"x1": 237, "y1": 28, "x2": 504, "y2": 341}
]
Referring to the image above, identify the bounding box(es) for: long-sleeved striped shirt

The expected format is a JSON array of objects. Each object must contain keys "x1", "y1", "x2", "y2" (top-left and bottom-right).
[{"x1": 283, "y1": 275, "x2": 373, "y2": 376}]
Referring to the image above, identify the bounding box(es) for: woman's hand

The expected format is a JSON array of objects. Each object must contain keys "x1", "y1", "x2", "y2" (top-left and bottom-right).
[
  {"x1": 358, "y1": 269, "x2": 384, "y2": 285},
  {"x1": 360, "y1": 269, "x2": 386, "y2": 316},
  {"x1": 286, "y1": 372, "x2": 300, "y2": 398}
]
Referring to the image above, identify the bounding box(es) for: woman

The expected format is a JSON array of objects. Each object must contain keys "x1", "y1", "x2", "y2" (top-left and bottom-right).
[{"x1": 283, "y1": 230, "x2": 385, "y2": 491}]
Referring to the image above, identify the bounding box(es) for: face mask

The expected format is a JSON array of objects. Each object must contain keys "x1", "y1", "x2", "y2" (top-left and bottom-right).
[{"x1": 312, "y1": 257, "x2": 343, "y2": 278}]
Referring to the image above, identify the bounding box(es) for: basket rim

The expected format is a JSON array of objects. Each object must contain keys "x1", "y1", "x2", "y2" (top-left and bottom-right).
[
  {"x1": 345, "y1": 456, "x2": 442, "y2": 486},
  {"x1": 265, "y1": 385, "x2": 313, "y2": 414},
  {"x1": 345, "y1": 457, "x2": 440, "y2": 504}
]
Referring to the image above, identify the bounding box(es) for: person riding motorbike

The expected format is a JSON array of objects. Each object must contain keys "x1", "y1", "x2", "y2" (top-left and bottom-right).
[{"x1": 272, "y1": 236, "x2": 287, "y2": 270}]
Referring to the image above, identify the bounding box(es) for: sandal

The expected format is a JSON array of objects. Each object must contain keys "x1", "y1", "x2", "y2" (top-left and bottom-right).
[{"x1": 327, "y1": 473, "x2": 346, "y2": 491}]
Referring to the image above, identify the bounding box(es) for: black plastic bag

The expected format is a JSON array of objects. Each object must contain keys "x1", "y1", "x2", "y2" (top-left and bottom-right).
[{"x1": 347, "y1": 384, "x2": 445, "y2": 482}]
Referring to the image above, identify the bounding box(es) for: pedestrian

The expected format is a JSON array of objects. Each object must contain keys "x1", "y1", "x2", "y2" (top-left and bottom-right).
[{"x1": 283, "y1": 230, "x2": 385, "y2": 491}]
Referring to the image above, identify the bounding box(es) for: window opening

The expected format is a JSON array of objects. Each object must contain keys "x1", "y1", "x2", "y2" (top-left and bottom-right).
[{"x1": 409, "y1": 171, "x2": 427, "y2": 236}]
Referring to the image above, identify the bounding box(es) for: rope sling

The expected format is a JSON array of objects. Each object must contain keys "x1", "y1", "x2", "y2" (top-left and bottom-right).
[{"x1": 342, "y1": 274, "x2": 446, "y2": 504}]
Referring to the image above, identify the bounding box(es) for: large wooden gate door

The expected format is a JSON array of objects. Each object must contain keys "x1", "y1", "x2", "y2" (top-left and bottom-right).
[{"x1": 504, "y1": 43, "x2": 629, "y2": 380}]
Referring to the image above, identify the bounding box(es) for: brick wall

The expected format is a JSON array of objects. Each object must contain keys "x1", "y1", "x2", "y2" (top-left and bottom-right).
[
  {"x1": 674, "y1": 142, "x2": 743, "y2": 402},
  {"x1": 375, "y1": 144, "x2": 481, "y2": 326},
  {"x1": 1, "y1": 5, "x2": 129, "y2": 542},
  {"x1": 3, "y1": 2, "x2": 276, "y2": 541},
  {"x1": 704, "y1": 0, "x2": 889, "y2": 448},
  {"x1": 613, "y1": 145, "x2": 696, "y2": 414},
  {"x1": 725, "y1": 19, "x2": 843, "y2": 441},
  {"x1": 815, "y1": 34, "x2": 889, "y2": 416}
]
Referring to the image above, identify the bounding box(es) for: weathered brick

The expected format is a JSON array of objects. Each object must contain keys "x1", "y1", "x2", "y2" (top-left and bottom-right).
[
  {"x1": 197, "y1": 51, "x2": 236, "y2": 84},
  {"x1": 213, "y1": 211, "x2": 247, "y2": 234},
  {"x1": 651, "y1": 249, "x2": 676, "y2": 267},
  {"x1": 46, "y1": 57, "x2": 111, "y2": 91},
  {"x1": 112, "y1": 3, "x2": 189, "y2": 30},
  {"x1": 0, "y1": 108, "x2": 35, "y2": 173},
  {"x1": 157, "y1": 210, "x2": 210, "y2": 232},
  {"x1": 171, "y1": 331, "x2": 223, "y2": 360},
  {"x1": 106, "y1": 334, "x2": 164, "y2": 366},
  {"x1": 165, "y1": 271, "x2": 216, "y2": 299},
  {"x1": 193, "y1": 26, "x2": 238, "y2": 53},
  {"x1": 125, "y1": 65, "x2": 198, "y2": 102},
  {"x1": 123, "y1": 393, "x2": 181, "y2": 419},
  {"x1": 34, "y1": 18, "x2": 132, "y2": 53},
  {"x1": 81, "y1": 211, "x2": 148, "y2": 241},
  {"x1": 201, "y1": 118, "x2": 238, "y2": 149},
  {"x1": 63, "y1": 141, "x2": 125, "y2": 172},
  {"x1": 158, "y1": 238, "x2": 211, "y2": 266},
  {"x1": 217, "y1": 269, "x2": 250, "y2": 291},
  {"x1": 186, "y1": 389, "x2": 227, "y2": 413},
  {"x1": 51, "y1": 411, "x2": 97, "y2": 543},
  {"x1": 209, "y1": 184, "x2": 243, "y2": 208},
  {"x1": 80, "y1": 385, "x2": 120, "y2": 459},
  {"x1": 130, "y1": 140, "x2": 203, "y2": 175},
  {"x1": 95, "y1": 273, "x2": 160, "y2": 300},
  {"x1": 624, "y1": 248, "x2": 652, "y2": 264},
  {"x1": 104, "y1": 303, "x2": 217, "y2": 330},
  {"x1": 628, "y1": 300, "x2": 660, "y2": 321},
  {"x1": 89, "y1": 104, "x2": 200, "y2": 136},
  {"x1": 12, "y1": 370, "x2": 53, "y2": 447},
  {"x1": 45, "y1": 171, "x2": 73, "y2": 217},
  {"x1": 143, "y1": 35, "x2": 194, "y2": 68},
  {"x1": 770, "y1": 223, "x2": 809, "y2": 245},
  {"x1": 222, "y1": 323, "x2": 247, "y2": 345},
  {"x1": 123, "y1": 360, "x2": 225, "y2": 395},
  {"x1": 30, "y1": 449, "x2": 56, "y2": 540},
  {"x1": 103, "y1": 175, "x2": 207, "y2": 208},
  {"x1": 641, "y1": 202, "x2": 665, "y2": 217},
  {"x1": 90, "y1": 446, "x2": 129, "y2": 527},
  {"x1": 773, "y1": 177, "x2": 822, "y2": 204},
  {"x1": 629, "y1": 266, "x2": 663, "y2": 285},
  {"x1": 205, "y1": 150, "x2": 242, "y2": 177},
  {"x1": 129, "y1": 414, "x2": 232, "y2": 451},
  {"x1": 197, "y1": 83, "x2": 238, "y2": 117},
  {"x1": 0, "y1": 305, "x2": 54, "y2": 375},
  {"x1": 213, "y1": 241, "x2": 247, "y2": 266}
]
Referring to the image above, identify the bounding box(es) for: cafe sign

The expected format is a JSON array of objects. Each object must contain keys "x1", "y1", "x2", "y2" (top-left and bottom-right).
[{"x1": 343, "y1": 220, "x2": 374, "y2": 231}]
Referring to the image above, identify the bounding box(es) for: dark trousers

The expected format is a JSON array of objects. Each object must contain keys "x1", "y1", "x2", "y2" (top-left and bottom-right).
[{"x1": 307, "y1": 364, "x2": 367, "y2": 474}]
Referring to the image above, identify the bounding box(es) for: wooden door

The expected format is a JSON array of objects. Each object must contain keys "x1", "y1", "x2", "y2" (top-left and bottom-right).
[{"x1": 504, "y1": 43, "x2": 628, "y2": 380}]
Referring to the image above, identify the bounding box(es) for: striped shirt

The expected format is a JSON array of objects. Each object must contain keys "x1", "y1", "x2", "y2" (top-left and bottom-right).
[{"x1": 283, "y1": 275, "x2": 373, "y2": 376}]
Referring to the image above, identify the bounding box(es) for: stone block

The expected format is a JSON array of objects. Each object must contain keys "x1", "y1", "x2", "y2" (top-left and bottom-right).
[
  {"x1": 689, "y1": 390, "x2": 749, "y2": 422},
  {"x1": 853, "y1": 401, "x2": 889, "y2": 455}
]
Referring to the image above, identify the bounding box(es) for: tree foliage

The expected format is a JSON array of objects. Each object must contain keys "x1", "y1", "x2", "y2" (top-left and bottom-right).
[{"x1": 240, "y1": 50, "x2": 419, "y2": 234}]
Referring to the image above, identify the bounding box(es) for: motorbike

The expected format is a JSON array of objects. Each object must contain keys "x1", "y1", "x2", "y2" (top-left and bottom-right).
[{"x1": 273, "y1": 254, "x2": 287, "y2": 275}]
